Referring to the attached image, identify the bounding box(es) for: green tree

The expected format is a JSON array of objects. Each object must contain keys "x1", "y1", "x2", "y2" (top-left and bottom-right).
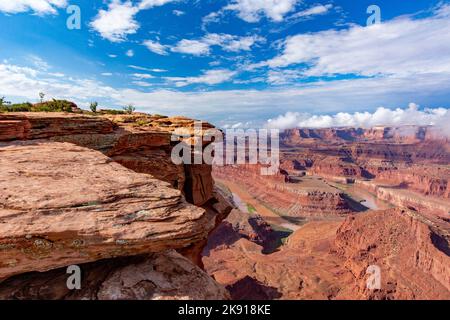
[
  {"x1": 39, "y1": 92, "x2": 46, "y2": 103},
  {"x1": 90, "y1": 101, "x2": 98, "y2": 113},
  {"x1": 0, "y1": 97, "x2": 4, "y2": 106},
  {"x1": 123, "y1": 104, "x2": 136, "y2": 114}
]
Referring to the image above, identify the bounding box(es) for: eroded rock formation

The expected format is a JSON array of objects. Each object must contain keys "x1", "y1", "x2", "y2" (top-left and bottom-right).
[
  {"x1": 204, "y1": 208, "x2": 450, "y2": 299},
  {"x1": 0, "y1": 112, "x2": 229, "y2": 300}
]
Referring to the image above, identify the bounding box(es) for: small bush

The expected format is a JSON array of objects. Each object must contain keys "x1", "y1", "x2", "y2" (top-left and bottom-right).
[
  {"x1": 0, "y1": 102, "x2": 33, "y2": 112},
  {"x1": 100, "y1": 109, "x2": 126, "y2": 115},
  {"x1": 123, "y1": 104, "x2": 135, "y2": 114},
  {"x1": 33, "y1": 99, "x2": 76, "y2": 112},
  {"x1": 0, "y1": 100, "x2": 77, "y2": 113},
  {"x1": 90, "y1": 102, "x2": 98, "y2": 113}
]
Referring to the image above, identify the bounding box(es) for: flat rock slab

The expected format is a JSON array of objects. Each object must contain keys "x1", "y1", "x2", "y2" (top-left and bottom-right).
[
  {"x1": 0, "y1": 141, "x2": 212, "y2": 280},
  {"x1": 0, "y1": 250, "x2": 229, "y2": 300}
]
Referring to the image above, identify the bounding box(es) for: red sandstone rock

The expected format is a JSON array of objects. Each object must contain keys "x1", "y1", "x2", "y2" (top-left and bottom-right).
[
  {"x1": 0, "y1": 250, "x2": 229, "y2": 300},
  {"x1": 213, "y1": 165, "x2": 355, "y2": 217},
  {"x1": 335, "y1": 209, "x2": 450, "y2": 299},
  {"x1": 0, "y1": 113, "x2": 113, "y2": 141},
  {"x1": 0, "y1": 141, "x2": 214, "y2": 280},
  {"x1": 1, "y1": 113, "x2": 217, "y2": 206},
  {"x1": 204, "y1": 209, "x2": 450, "y2": 300}
]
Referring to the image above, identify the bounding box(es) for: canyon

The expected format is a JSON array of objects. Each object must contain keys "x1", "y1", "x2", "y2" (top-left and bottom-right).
[
  {"x1": 0, "y1": 113, "x2": 449, "y2": 300},
  {"x1": 207, "y1": 126, "x2": 449, "y2": 299}
]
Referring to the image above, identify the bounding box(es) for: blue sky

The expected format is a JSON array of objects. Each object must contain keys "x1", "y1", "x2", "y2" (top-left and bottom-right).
[{"x1": 1, "y1": 0, "x2": 450, "y2": 128}]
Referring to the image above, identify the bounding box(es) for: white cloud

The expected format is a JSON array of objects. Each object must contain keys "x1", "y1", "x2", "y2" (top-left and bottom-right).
[
  {"x1": 125, "y1": 49, "x2": 134, "y2": 57},
  {"x1": 171, "y1": 39, "x2": 211, "y2": 56},
  {"x1": 108, "y1": 54, "x2": 118, "y2": 58},
  {"x1": 267, "y1": 69, "x2": 302, "y2": 84},
  {"x1": 170, "y1": 33, "x2": 264, "y2": 56},
  {"x1": 203, "y1": 33, "x2": 265, "y2": 52},
  {"x1": 266, "y1": 104, "x2": 450, "y2": 134},
  {"x1": 90, "y1": 0, "x2": 176, "y2": 42},
  {"x1": 0, "y1": 62, "x2": 118, "y2": 105},
  {"x1": 49, "y1": 72, "x2": 65, "y2": 77},
  {"x1": 128, "y1": 65, "x2": 167, "y2": 72},
  {"x1": 132, "y1": 81, "x2": 152, "y2": 87},
  {"x1": 132, "y1": 73, "x2": 154, "y2": 79},
  {"x1": 138, "y1": 0, "x2": 175, "y2": 10},
  {"x1": 28, "y1": 55, "x2": 50, "y2": 71},
  {"x1": 290, "y1": 4, "x2": 332, "y2": 19},
  {"x1": 150, "y1": 68, "x2": 167, "y2": 72},
  {"x1": 173, "y1": 9, "x2": 185, "y2": 16},
  {"x1": 90, "y1": 1, "x2": 139, "y2": 43},
  {"x1": 2, "y1": 59, "x2": 450, "y2": 129},
  {"x1": 101, "y1": 72, "x2": 113, "y2": 76},
  {"x1": 164, "y1": 69, "x2": 236, "y2": 87},
  {"x1": 0, "y1": 0, "x2": 67, "y2": 15},
  {"x1": 267, "y1": 4, "x2": 450, "y2": 77},
  {"x1": 143, "y1": 39, "x2": 169, "y2": 55},
  {"x1": 224, "y1": 0, "x2": 299, "y2": 22},
  {"x1": 202, "y1": 11, "x2": 221, "y2": 27}
]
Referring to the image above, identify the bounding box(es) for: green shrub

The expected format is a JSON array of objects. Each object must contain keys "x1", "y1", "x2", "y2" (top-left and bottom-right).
[
  {"x1": 0, "y1": 102, "x2": 33, "y2": 112},
  {"x1": 0, "y1": 100, "x2": 77, "y2": 113},
  {"x1": 123, "y1": 104, "x2": 135, "y2": 114},
  {"x1": 32, "y1": 99, "x2": 75, "y2": 112},
  {"x1": 90, "y1": 102, "x2": 98, "y2": 113},
  {"x1": 100, "y1": 109, "x2": 126, "y2": 115}
]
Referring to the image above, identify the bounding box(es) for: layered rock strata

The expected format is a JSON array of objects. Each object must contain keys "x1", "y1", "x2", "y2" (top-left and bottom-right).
[
  {"x1": 203, "y1": 208, "x2": 450, "y2": 299},
  {"x1": 0, "y1": 112, "x2": 229, "y2": 300}
]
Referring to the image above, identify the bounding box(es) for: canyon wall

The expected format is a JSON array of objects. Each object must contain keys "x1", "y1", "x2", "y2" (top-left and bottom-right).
[
  {"x1": 277, "y1": 127, "x2": 450, "y2": 217},
  {"x1": 213, "y1": 164, "x2": 356, "y2": 218},
  {"x1": 204, "y1": 207, "x2": 450, "y2": 299},
  {"x1": 335, "y1": 209, "x2": 450, "y2": 299}
]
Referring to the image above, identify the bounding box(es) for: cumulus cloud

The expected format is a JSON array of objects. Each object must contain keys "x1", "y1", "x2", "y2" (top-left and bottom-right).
[
  {"x1": 267, "y1": 104, "x2": 450, "y2": 132},
  {"x1": 143, "y1": 39, "x2": 169, "y2": 55},
  {"x1": 225, "y1": 0, "x2": 299, "y2": 22},
  {"x1": 202, "y1": 33, "x2": 265, "y2": 52},
  {"x1": 266, "y1": 4, "x2": 450, "y2": 77},
  {"x1": 90, "y1": 1, "x2": 139, "y2": 43},
  {"x1": 171, "y1": 39, "x2": 211, "y2": 56},
  {"x1": 202, "y1": 11, "x2": 222, "y2": 27},
  {"x1": 125, "y1": 49, "x2": 134, "y2": 57},
  {"x1": 164, "y1": 69, "x2": 237, "y2": 87},
  {"x1": 90, "y1": 0, "x2": 176, "y2": 42},
  {"x1": 0, "y1": 0, "x2": 67, "y2": 15}
]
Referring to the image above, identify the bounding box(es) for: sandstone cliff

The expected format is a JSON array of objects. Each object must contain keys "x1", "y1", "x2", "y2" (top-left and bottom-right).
[
  {"x1": 335, "y1": 209, "x2": 450, "y2": 299},
  {"x1": 0, "y1": 112, "x2": 230, "y2": 300}
]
